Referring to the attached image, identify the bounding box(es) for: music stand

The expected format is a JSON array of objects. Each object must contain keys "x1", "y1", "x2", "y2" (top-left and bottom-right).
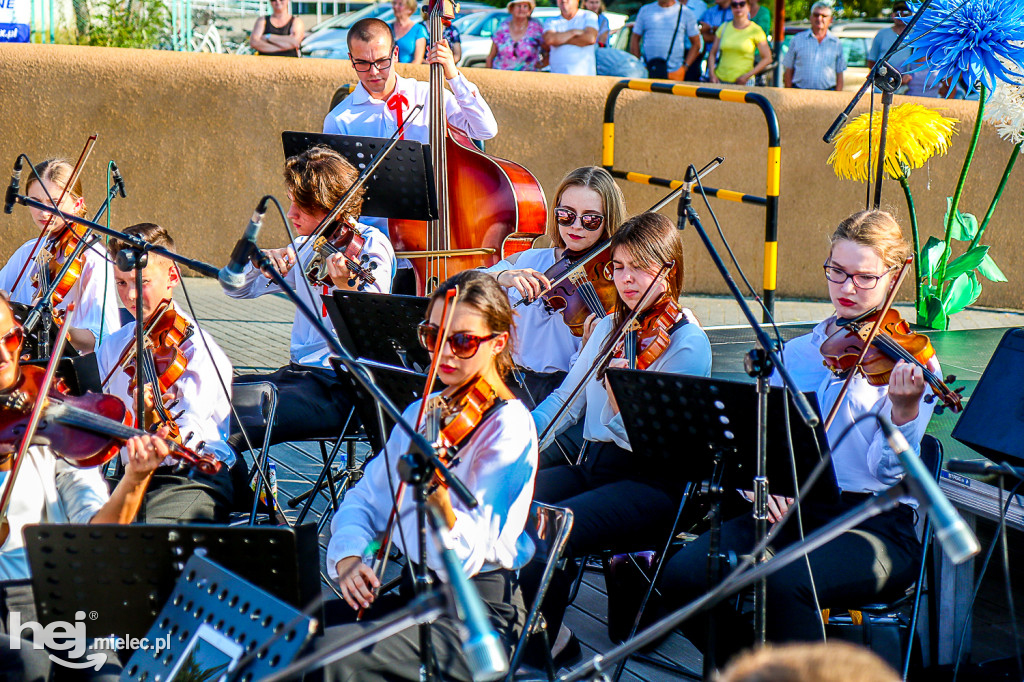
[
  {"x1": 25, "y1": 524, "x2": 321, "y2": 641},
  {"x1": 122, "y1": 554, "x2": 317, "y2": 682},
  {"x1": 324, "y1": 291, "x2": 431, "y2": 372},
  {"x1": 21, "y1": 354, "x2": 101, "y2": 396},
  {"x1": 607, "y1": 369, "x2": 837, "y2": 501},
  {"x1": 282, "y1": 131, "x2": 438, "y2": 221}
]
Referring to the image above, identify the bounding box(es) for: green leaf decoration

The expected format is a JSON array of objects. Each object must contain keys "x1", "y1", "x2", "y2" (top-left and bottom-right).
[
  {"x1": 977, "y1": 253, "x2": 1008, "y2": 283},
  {"x1": 920, "y1": 236, "x2": 946, "y2": 280},
  {"x1": 918, "y1": 294, "x2": 948, "y2": 331},
  {"x1": 943, "y1": 245, "x2": 990, "y2": 282},
  {"x1": 944, "y1": 197, "x2": 979, "y2": 242},
  {"x1": 944, "y1": 272, "x2": 982, "y2": 317}
]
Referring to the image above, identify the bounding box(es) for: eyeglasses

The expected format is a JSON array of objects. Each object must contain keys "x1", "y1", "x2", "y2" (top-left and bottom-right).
[
  {"x1": 554, "y1": 207, "x2": 605, "y2": 232},
  {"x1": 0, "y1": 325, "x2": 24, "y2": 355},
  {"x1": 730, "y1": 2, "x2": 747, "y2": 7},
  {"x1": 417, "y1": 323, "x2": 501, "y2": 359},
  {"x1": 822, "y1": 263, "x2": 896, "y2": 289},
  {"x1": 351, "y1": 56, "x2": 394, "y2": 72}
]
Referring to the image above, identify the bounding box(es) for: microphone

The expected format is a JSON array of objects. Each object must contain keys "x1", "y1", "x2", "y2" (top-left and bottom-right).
[
  {"x1": 428, "y1": 508, "x2": 507, "y2": 682},
  {"x1": 947, "y1": 458, "x2": 1024, "y2": 480},
  {"x1": 4, "y1": 157, "x2": 23, "y2": 214},
  {"x1": 219, "y1": 197, "x2": 268, "y2": 290},
  {"x1": 111, "y1": 161, "x2": 127, "y2": 198},
  {"x1": 880, "y1": 417, "x2": 980, "y2": 564}
]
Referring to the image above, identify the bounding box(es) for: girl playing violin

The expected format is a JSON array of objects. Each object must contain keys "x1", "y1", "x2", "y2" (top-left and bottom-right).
[
  {"x1": 524, "y1": 212, "x2": 712, "y2": 663},
  {"x1": 660, "y1": 209, "x2": 936, "y2": 662},
  {"x1": 95, "y1": 223, "x2": 239, "y2": 524},
  {"x1": 485, "y1": 166, "x2": 626, "y2": 464},
  {"x1": 0, "y1": 158, "x2": 120, "y2": 352},
  {"x1": 320, "y1": 270, "x2": 537, "y2": 682}
]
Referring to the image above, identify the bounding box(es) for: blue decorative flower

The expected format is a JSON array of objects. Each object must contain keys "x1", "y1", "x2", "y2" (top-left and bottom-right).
[{"x1": 905, "y1": 0, "x2": 1024, "y2": 96}]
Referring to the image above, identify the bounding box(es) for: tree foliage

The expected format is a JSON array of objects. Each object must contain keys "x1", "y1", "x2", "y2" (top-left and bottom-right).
[{"x1": 79, "y1": 0, "x2": 169, "y2": 48}]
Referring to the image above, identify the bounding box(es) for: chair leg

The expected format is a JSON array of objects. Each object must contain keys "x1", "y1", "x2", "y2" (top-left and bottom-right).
[{"x1": 294, "y1": 441, "x2": 343, "y2": 526}]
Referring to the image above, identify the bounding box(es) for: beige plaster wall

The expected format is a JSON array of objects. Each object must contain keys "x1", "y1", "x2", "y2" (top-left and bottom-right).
[{"x1": 1, "y1": 43, "x2": 1021, "y2": 308}]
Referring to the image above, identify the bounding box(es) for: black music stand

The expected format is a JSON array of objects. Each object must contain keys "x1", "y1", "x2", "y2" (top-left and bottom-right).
[
  {"x1": 324, "y1": 291, "x2": 431, "y2": 372},
  {"x1": 21, "y1": 354, "x2": 100, "y2": 396},
  {"x1": 24, "y1": 524, "x2": 321, "y2": 641},
  {"x1": 282, "y1": 131, "x2": 438, "y2": 221},
  {"x1": 606, "y1": 369, "x2": 836, "y2": 678},
  {"x1": 122, "y1": 554, "x2": 317, "y2": 682}
]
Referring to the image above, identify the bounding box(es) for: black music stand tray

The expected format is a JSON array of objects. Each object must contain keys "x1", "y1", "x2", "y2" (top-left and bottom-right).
[
  {"x1": 607, "y1": 369, "x2": 838, "y2": 501},
  {"x1": 324, "y1": 291, "x2": 430, "y2": 372},
  {"x1": 24, "y1": 524, "x2": 321, "y2": 641},
  {"x1": 122, "y1": 554, "x2": 316, "y2": 682},
  {"x1": 282, "y1": 131, "x2": 438, "y2": 221}
]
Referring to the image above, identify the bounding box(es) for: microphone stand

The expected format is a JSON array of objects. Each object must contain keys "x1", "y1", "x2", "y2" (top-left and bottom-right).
[
  {"x1": 560, "y1": 482, "x2": 910, "y2": 682},
  {"x1": 676, "y1": 161, "x2": 819, "y2": 655}
]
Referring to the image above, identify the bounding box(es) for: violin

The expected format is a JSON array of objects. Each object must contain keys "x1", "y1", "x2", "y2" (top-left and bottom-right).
[
  {"x1": 422, "y1": 374, "x2": 508, "y2": 473},
  {"x1": 534, "y1": 242, "x2": 617, "y2": 337},
  {"x1": 303, "y1": 217, "x2": 379, "y2": 291},
  {"x1": 609, "y1": 297, "x2": 685, "y2": 372},
  {"x1": 0, "y1": 365, "x2": 220, "y2": 474},
  {"x1": 820, "y1": 308, "x2": 963, "y2": 412}
]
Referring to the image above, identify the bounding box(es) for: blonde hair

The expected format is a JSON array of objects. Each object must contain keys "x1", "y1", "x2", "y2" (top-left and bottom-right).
[
  {"x1": 829, "y1": 210, "x2": 911, "y2": 270},
  {"x1": 27, "y1": 158, "x2": 87, "y2": 218},
  {"x1": 544, "y1": 167, "x2": 627, "y2": 249},
  {"x1": 716, "y1": 642, "x2": 901, "y2": 682}
]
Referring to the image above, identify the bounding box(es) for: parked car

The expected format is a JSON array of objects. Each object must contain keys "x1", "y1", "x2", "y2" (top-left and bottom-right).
[{"x1": 302, "y1": 1, "x2": 490, "y2": 60}]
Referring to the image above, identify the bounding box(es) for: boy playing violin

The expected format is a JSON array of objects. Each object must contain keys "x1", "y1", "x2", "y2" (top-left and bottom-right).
[
  {"x1": 0, "y1": 291, "x2": 166, "y2": 679},
  {"x1": 94, "y1": 223, "x2": 239, "y2": 524}
]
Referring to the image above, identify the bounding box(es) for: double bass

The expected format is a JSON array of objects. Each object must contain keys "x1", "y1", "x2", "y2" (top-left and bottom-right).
[{"x1": 387, "y1": 0, "x2": 547, "y2": 295}]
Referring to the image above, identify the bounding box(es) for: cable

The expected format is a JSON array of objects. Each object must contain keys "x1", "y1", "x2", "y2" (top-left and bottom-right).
[
  {"x1": 951, "y1": 478, "x2": 1024, "y2": 681},
  {"x1": 998, "y1": 476, "x2": 1023, "y2": 678}
]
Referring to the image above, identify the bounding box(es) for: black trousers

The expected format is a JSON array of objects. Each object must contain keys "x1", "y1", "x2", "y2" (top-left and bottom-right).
[
  {"x1": 659, "y1": 496, "x2": 922, "y2": 662},
  {"x1": 520, "y1": 441, "x2": 686, "y2": 637},
  {"x1": 0, "y1": 581, "x2": 121, "y2": 682},
  {"x1": 138, "y1": 464, "x2": 236, "y2": 524},
  {"x1": 229, "y1": 363, "x2": 355, "y2": 449},
  {"x1": 310, "y1": 568, "x2": 525, "y2": 682},
  {"x1": 509, "y1": 368, "x2": 586, "y2": 469}
]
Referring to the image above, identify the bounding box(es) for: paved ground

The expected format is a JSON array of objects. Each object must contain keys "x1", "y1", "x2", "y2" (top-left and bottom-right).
[{"x1": 174, "y1": 276, "x2": 1024, "y2": 375}]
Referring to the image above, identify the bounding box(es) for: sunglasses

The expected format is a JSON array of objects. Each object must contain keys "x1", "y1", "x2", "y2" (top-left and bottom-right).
[
  {"x1": 1, "y1": 325, "x2": 24, "y2": 355},
  {"x1": 417, "y1": 323, "x2": 501, "y2": 359},
  {"x1": 731, "y1": 1, "x2": 747, "y2": 6},
  {"x1": 554, "y1": 207, "x2": 605, "y2": 232}
]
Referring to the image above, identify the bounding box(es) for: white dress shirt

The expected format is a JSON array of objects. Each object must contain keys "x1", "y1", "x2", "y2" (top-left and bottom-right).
[
  {"x1": 323, "y1": 73, "x2": 498, "y2": 143},
  {"x1": 0, "y1": 237, "x2": 121, "y2": 343},
  {"x1": 773, "y1": 318, "x2": 937, "y2": 495},
  {"x1": 327, "y1": 396, "x2": 538, "y2": 580},
  {"x1": 544, "y1": 10, "x2": 600, "y2": 75},
  {"x1": 484, "y1": 248, "x2": 583, "y2": 374},
  {"x1": 533, "y1": 309, "x2": 713, "y2": 452},
  {"x1": 95, "y1": 305, "x2": 236, "y2": 467},
  {"x1": 0, "y1": 446, "x2": 109, "y2": 581},
  {"x1": 222, "y1": 227, "x2": 395, "y2": 368}
]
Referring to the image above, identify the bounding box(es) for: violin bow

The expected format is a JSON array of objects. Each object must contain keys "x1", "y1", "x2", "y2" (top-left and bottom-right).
[
  {"x1": 822, "y1": 256, "x2": 913, "y2": 431},
  {"x1": 99, "y1": 298, "x2": 174, "y2": 390},
  {"x1": 358, "y1": 287, "x2": 459, "y2": 619},
  {"x1": 11, "y1": 136, "x2": 97, "y2": 293},
  {"x1": 0, "y1": 304, "x2": 75, "y2": 547},
  {"x1": 537, "y1": 261, "x2": 674, "y2": 451}
]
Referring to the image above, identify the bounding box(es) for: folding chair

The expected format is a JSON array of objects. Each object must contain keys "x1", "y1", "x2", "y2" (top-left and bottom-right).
[
  {"x1": 506, "y1": 502, "x2": 574, "y2": 682},
  {"x1": 229, "y1": 381, "x2": 281, "y2": 525}
]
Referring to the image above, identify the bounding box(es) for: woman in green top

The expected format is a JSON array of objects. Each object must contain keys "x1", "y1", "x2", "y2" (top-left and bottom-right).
[{"x1": 708, "y1": 0, "x2": 771, "y2": 85}]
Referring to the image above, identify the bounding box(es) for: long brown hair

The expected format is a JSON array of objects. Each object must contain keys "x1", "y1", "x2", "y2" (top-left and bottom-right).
[
  {"x1": 608, "y1": 212, "x2": 684, "y2": 326},
  {"x1": 426, "y1": 270, "x2": 515, "y2": 378},
  {"x1": 544, "y1": 166, "x2": 627, "y2": 249},
  {"x1": 283, "y1": 146, "x2": 365, "y2": 224}
]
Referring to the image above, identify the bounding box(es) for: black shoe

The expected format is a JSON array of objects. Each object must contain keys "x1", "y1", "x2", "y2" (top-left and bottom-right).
[{"x1": 552, "y1": 632, "x2": 582, "y2": 671}]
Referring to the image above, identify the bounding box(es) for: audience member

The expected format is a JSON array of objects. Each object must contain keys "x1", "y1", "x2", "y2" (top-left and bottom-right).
[
  {"x1": 708, "y1": 0, "x2": 770, "y2": 85},
  {"x1": 747, "y1": 0, "x2": 771, "y2": 36},
  {"x1": 699, "y1": 0, "x2": 731, "y2": 79},
  {"x1": 630, "y1": 0, "x2": 701, "y2": 80},
  {"x1": 585, "y1": 0, "x2": 610, "y2": 46},
  {"x1": 391, "y1": 0, "x2": 428, "y2": 63},
  {"x1": 868, "y1": 1, "x2": 942, "y2": 97},
  {"x1": 249, "y1": 0, "x2": 305, "y2": 56},
  {"x1": 543, "y1": 0, "x2": 599, "y2": 75},
  {"x1": 424, "y1": 4, "x2": 464, "y2": 63},
  {"x1": 783, "y1": 2, "x2": 845, "y2": 90},
  {"x1": 487, "y1": 0, "x2": 548, "y2": 70}
]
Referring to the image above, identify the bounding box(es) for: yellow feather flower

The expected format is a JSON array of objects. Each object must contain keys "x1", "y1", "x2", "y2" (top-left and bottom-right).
[{"x1": 828, "y1": 104, "x2": 959, "y2": 182}]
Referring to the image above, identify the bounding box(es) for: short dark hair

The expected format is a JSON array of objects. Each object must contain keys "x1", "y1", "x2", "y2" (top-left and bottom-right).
[
  {"x1": 892, "y1": 0, "x2": 909, "y2": 11},
  {"x1": 347, "y1": 18, "x2": 394, "y2": 51}
]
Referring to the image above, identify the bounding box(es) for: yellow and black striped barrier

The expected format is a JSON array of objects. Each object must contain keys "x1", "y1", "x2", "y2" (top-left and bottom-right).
[{"x1": 602, "y1": 79, "x2": 781, "y2": 319}]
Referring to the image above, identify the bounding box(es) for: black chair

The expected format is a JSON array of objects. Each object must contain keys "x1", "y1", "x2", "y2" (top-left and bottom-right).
[
  {"x1": 507, "y1": 502, "x2": 574, "y2": 682},
  {"x1": 827, "y1": 434, "x2": 944, "y2": 680},
  {"x1": 229, "y1": 381, "x2": 281, "y2": 525}
]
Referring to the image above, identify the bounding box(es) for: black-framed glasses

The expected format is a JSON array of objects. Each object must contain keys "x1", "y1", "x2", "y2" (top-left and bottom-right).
[
  {"x1": 417, "y1": 323, "x2": 501, "y2": 359},
  {"x1": 351, "y1": 56, "x2": 394, "y2": 72},
  {"x1": 0, "y1": 325, "x2": 24, "y2": 355},
  {"x1": 554, "y1": 207, "x2": 605, "y2": 231},
  {"x1": 730, "y1": 1, "x2": 747, "y2": 7},
  {"x1": 822, "y1": 263, "x2": 896, "y2": 289}
]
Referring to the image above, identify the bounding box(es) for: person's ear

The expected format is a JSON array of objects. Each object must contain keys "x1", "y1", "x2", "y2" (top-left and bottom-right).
[
  {"x1": 168, "y1": 264, "x2": 181, "y2": 287},
  {"x1": 492, "y1": 331, "x2": 509, "y2": 356}
]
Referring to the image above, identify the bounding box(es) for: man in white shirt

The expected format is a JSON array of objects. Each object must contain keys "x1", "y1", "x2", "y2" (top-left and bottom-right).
[
  {"x1": 543, "y1": 0, "x2": 599, "y2": 75},
  {"x1": 323, "y1": 17, "x2": 497, "y2": 142},
  {"x1": 630, "y1": 0, "x2": 701, "y2": 79}
]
